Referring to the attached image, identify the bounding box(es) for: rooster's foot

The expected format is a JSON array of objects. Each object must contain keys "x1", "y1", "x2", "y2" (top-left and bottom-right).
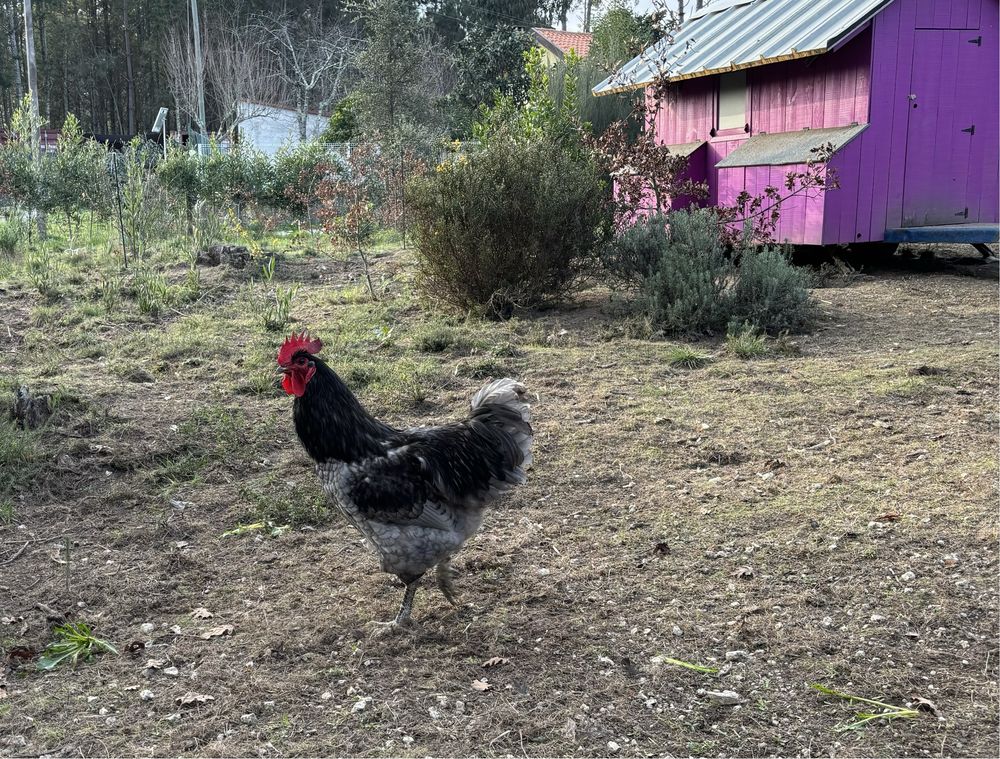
[
  {"x1": 368, "y1": 618, "x2": 413, "y2": 639},
  {"x1": 436, "y1": 561, "x2": 461, "y2": 607}
]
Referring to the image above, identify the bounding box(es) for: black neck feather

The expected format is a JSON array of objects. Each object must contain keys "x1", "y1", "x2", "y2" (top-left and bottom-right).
[{"x1": 292, "y1": 357, "x2": 396, "y2": 463}]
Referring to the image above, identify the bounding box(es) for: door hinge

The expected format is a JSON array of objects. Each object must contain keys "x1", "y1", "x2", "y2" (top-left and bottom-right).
[
  {"x1": 962, "y1": 124, "x2": 976, "y2": 135},
  {"x1": 956, "y1": 207, "x2": 969, "y2": 218},
  {"x1": 969, "y1": 35, "x2": 982, "y2": 45}
]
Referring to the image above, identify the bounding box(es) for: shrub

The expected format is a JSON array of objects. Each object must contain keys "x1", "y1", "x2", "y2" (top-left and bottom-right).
[
  {"x1": 409, "y1": 134, "x2": 609, "y2": 317},
  {"x1": 269, "y1": 141, "x2": 332, "y2": 220},
  {"x1": 0, "y1": 218, "x2": 26, "y2": 256},
  {"x1": 602, "y1": 211, "x2": 670, "y2": 287},
  {"x1": 47, "y1": 114, "x2": 108, "y2": 235},
  {"x1": 643, "y1": 208, "x2": 731, "y2": 334},
  {"x1": 607, "y1": 208, "x2": 816, "y2": 335},
  {"x1": 157, "y1": 145, "x2": 204, "y2": 230},
  {"x1": 319, "y1": 96, "x2": 359, "y2": 143},
  {"x1": 728, "y1": 245, "x2": 815, "y2": 333}
]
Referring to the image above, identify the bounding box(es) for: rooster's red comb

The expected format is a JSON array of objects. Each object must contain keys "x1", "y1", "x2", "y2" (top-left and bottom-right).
[{"x1": 277, "y1": 331, "x2": 323, "y2": 366}]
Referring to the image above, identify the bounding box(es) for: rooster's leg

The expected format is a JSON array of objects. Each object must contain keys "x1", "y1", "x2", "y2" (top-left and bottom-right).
[
  {"x1": 394, "y1": 578, "x2": 420, "y2": 626},
  {"x1": 436, "y1": 559, "x2": 460, "y2": 606},
  {"x1": 370, "y1": 577, "x2": 420, "y2": 638}
]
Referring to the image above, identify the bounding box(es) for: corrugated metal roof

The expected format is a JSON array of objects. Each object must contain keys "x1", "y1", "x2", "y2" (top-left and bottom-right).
[
  {"x1": 663, "y1": 140, "x2": 706, "y2": 158},
  {"x1": 714, "y1": 124, "x2": 868, "y2": 167},
  {"x1": 593, "y1": 0, "x2": 894, "y2": 95}
]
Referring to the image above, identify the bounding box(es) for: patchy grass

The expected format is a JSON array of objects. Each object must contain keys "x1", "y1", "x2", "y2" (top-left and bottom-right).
[
  {"x1": 726, "y1": 322, "x2": 769, "y2": 359},
  {"x1": 0, "y1": 240, "x2": 996, "y2": 757},
  {"x1": 666, "y1": 345, "x2": 712, "y2": 369}
]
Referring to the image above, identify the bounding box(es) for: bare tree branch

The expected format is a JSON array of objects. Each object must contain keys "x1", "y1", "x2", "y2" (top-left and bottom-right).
[{"x1": 253, "y1": 10, "x2": 358, "y2": 142}]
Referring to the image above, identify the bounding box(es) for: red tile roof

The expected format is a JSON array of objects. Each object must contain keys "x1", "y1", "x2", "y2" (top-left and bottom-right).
[{"x1": 532, "y1": 28, "x2": 593, "y2": 59}]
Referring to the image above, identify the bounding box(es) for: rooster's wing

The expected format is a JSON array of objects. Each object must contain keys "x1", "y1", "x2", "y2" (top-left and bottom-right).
[{"x1": 322, "y1": 417, "x2": 528, "y2": 528}]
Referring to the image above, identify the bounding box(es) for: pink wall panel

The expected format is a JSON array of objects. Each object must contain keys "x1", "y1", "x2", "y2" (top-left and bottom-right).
[
  {"x1": 749, "y1": 26, "x2": 872, "y2": 134},
  {"x1": 654, "y1": 78, "x2": 717, "y2": 145}
]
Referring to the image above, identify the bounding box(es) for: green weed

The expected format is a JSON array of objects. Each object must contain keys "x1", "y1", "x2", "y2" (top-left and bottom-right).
[
  {"x1": 666, "y1": 346, "x2": 711, "y2": 369},
  {"x1": 726, "y1": 323, "x2": 768, "y2": 359},
  {"x1": 810, "y1": 683, "x2": 919, "y2": 731},
  {"x1": 38, "y1": 621, "x2": 118, "y2": 670}
]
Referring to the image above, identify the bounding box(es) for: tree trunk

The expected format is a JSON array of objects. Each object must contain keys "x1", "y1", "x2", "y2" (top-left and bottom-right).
[
  {"x1": 7, "y1": 2, "x2": 23, "y2": 100},
  {"x1": 36, "y1": 0, "x2": 47, "y2": 122},
  {"x1": 122, "y1": 0, "x2": 136, "y2": 135},
  {"x1": 297, "y1": 87, "x2": 308, "y2": 141},
  {"x1": 22, "y1": 0, "x2": 45, "y2": 238}
]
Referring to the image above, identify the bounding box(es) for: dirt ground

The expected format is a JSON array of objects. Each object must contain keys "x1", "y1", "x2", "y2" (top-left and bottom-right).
[{"x1": 1, "y1": 243, "x2": 997, "y2": 757}]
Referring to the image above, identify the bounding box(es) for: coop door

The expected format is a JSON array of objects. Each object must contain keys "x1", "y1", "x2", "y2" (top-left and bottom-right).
[{"x1": 902, "y1": 28, "x2": 994, "y2": 226}]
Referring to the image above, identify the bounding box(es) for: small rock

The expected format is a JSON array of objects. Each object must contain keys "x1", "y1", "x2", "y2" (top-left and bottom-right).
[
  {"x1": 352, "y1": 697, "x2": 371, "y2": 713},
  {"x1": 139, "y1": 690, "x2": 155, "y2": 702},
  {"x1": 725, "y1": 650, "x2": 750, "y2": 661},
  {"x1": 608, "y1": 741, "x2": 621, "y2": 752},
  {"x1": 105, "y1": 717, "x2": 118, "y2": 727},
  {"x1": 901, "y1": 571, "x2": 916, "y2": 582},
  {"x1": 162, "y1": 666, "x2": 180, "y2": 677},
  {"x1": 320, "y1": 692, "x2": 332, "y2": 700},
  {"x1": 10, "y1": 385, "x2": 52, "y2": 430},
  {"x1": 241, "y1": 713, "x2": 258, "y2": 724},
  {"x1": 140, "y1": 623, "x2": 155, "y2": 634},
  {"x1": 98, "y1": 707, "x2": 111, "y2": 716},
  {"x1": 821, "y1": 616, "x2": 834, "y2": 628},
  {"x1": 871, "y1": 614, "x2": 886, "y2": 623},
  {"x1": 165, "y1": 712, "x2": 182, "y2": 723},
  {"x1": 402, "y1": 737, "x2": 414, "y2": 745},
  {"x1": 671, "y1": 625, "x2": 683, "y2": 637},
  {"x1": 428, "y1": 706, "x2": 442, "y2": 721},
  {"x1": 536, "y1": 568, "x2": 550, "y2": 576},
  {"x1": 703, "y1": 689, "x2": 741, "y2": 706}
]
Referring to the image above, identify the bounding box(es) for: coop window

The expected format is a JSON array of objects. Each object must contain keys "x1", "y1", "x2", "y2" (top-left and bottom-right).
[{"x1": 718, "y1": 71, "x2": 747, "y2": 131}]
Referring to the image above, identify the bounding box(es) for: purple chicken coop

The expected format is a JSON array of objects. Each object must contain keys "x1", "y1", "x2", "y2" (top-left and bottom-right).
[{"x1": 595, "y1": 0, "x2": 1000, "y2": 254}]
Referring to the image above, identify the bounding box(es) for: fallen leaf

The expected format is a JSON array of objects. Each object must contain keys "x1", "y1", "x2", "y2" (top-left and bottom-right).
[
  {"x1": 144, "y1": 658, "x2": 167, "y2": 670},
  {"x1": 1, "y1": 616, "x2": 19, "y2": 625},
  {"x1": 176, "y1": 692, "x2": 215, "y2": 707},
  {"x1": 482, "y1": 657, "x2": 508, "y2": 668},
  {"x1": 199, "y1": 625, "x2": 234, "y2": 640},
  {"x1": 7, "y1": 646, "x2": 35, "y2": 664},
  {"x1": 911, "y1": 696, "x2": 942, "y2": 717},
  {"x1": 190, "y1": 607, "x2": 214, "y2": 619},
  {"x1": 653, "y1": 542, "x2": 670, "y2": 555},
  {"x1": 125, "y1": 640, "x2": 146, "y2": 654},
  {"x1": 471, "y1": 679, "x2": 491, "y2": 691},
  {"x1": 732, "y1": 565, "x2": 754, "y2": 579},
  {"x1": 876, "y1": 513, "x2": 902, "y2": 522}
]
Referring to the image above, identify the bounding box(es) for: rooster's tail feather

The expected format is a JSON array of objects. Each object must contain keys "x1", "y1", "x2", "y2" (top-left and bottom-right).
[{"x1": 471, "y1": 378, "x2": 533, "y2": 471}]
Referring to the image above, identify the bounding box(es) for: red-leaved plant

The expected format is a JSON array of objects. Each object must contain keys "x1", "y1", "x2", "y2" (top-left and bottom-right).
[{"x1": 315, "y1": 144, "x2": 426, "y2": 299}]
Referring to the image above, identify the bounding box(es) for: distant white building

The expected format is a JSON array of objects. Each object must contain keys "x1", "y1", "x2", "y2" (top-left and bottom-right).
[{"x1": 236, "y1": 101, "x2": 327, "y2": 157}]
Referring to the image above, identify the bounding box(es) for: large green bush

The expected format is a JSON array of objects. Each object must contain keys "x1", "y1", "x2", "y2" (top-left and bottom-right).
[
  {"x1": 607, "y1": 208, "x2": 815, "y2": 335},
  {"x1": 727, "y1": 245, "x2": 814, "y2": 334},
  {"x1": 408, "y1": 134, "x2": 608, "y2": 317},
  {"x1": 644, "y1": 209, "x2": 732, "y2": 334}
]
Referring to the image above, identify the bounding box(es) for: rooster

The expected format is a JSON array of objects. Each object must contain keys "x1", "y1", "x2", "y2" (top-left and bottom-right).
[{"x1": 277, "y1": 332, "x2": 533, "y2": 632}]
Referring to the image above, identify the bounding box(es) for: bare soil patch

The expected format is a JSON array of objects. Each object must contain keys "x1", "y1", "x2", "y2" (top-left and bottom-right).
[{"x1": 1, "y1": 244, "x2": 997, "y2": 757}]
